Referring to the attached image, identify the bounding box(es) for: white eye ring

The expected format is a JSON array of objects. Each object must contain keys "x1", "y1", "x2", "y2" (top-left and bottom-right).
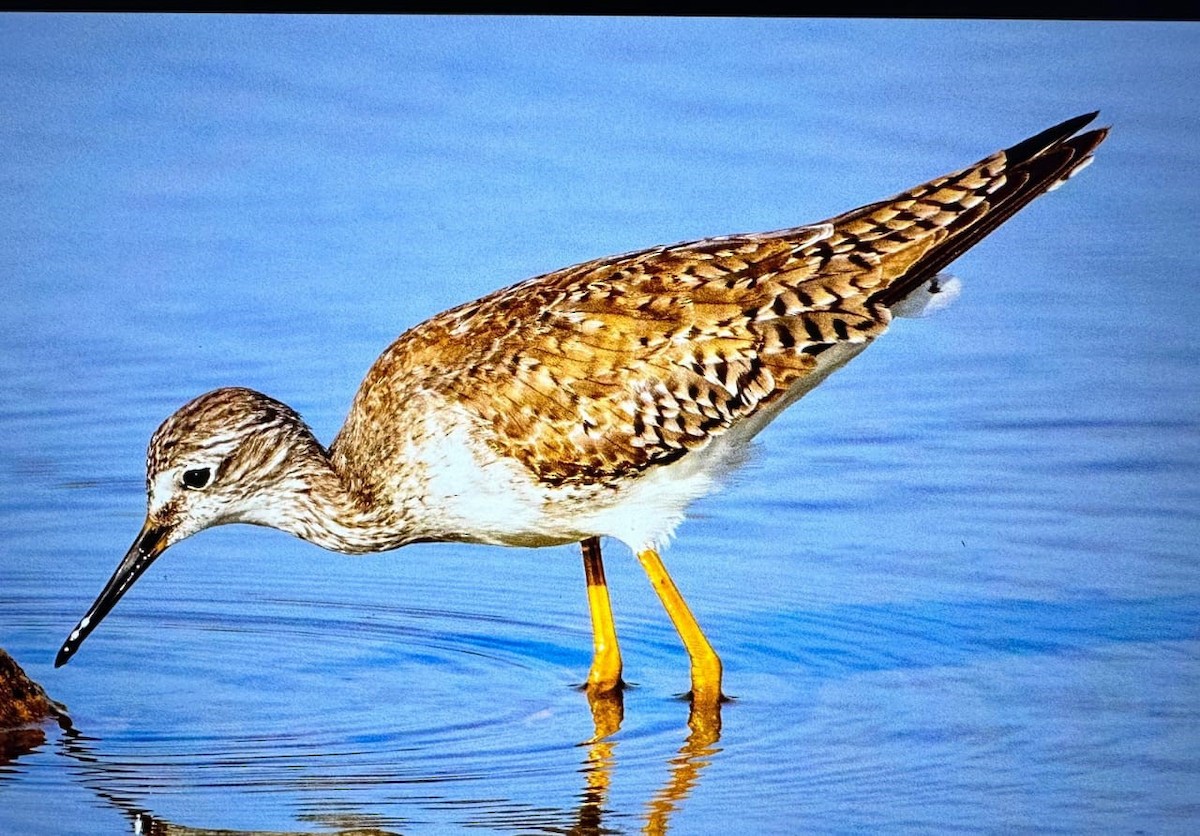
[{"x1": 182, "y1": 467, "x2": 212, "y2": 490}]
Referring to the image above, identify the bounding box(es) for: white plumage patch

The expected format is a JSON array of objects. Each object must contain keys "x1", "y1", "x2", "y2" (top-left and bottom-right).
[
  {"x1": 409, "y1": 407, "x2": 582, "y2": 548},
  {"x1": 889, "y1": 273, "x2": 963, "y2": 319}
]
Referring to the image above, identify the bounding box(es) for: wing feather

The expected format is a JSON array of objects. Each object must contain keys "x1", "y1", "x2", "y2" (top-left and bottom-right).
[{"x1": 334, "y1": 115, "x2": 1106, "y2": 487}]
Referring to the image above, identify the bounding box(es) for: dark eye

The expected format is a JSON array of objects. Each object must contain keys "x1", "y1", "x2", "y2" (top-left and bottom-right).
[{"x1": 182, "y1": 467, "x2": 212, "y2": 490}]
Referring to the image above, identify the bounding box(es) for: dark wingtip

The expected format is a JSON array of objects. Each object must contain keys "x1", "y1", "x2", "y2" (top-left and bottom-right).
[
  {"x1": 1077, "y1": 125, "x2": 1111, "y2": 152},
  {"x1": 871, "y1": 113, "x2": 1108, "y2": 309},
  {"x1": 1004, "y1": 111, "x2": 1101, "y2": 164}
]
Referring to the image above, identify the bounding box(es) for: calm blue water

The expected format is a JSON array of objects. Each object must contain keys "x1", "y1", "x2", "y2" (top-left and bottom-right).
[{"x1": 2, "y1": 15, "x2": 1198, "y2": 835}]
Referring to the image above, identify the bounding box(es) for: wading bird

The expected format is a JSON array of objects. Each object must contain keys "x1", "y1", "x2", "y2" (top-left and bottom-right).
[{"x1": 56, "y1": 113, "x2": 1107, "y2": 710}]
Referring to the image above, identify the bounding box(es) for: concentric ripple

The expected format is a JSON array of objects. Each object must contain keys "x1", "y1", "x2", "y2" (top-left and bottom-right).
[{"x1": 11, "y1": 544, "x2": 722, "y2": 833}]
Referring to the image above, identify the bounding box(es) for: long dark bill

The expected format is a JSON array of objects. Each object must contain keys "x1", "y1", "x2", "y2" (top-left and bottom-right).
[{"x1": 54, "y1": 520, "x2": 169, "y2": 667}]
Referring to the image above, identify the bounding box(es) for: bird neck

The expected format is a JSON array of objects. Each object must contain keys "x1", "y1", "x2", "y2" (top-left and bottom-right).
[{"x1": 257, "y1": 430, "x2": 412, "y2": 555}]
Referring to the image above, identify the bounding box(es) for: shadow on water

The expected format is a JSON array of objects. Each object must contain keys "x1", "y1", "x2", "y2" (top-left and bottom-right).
[{"x1": 9, "y1": 592, "x2": 1193, "y2": 833}]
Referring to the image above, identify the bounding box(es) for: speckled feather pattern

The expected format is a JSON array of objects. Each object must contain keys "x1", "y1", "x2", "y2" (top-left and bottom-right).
[
  {"x1": 55, "y1": 115, "x2": 1109, "y2": 669},
  {"x1": 330, "y1": 115, "x2": 1107, "y2": 498}
]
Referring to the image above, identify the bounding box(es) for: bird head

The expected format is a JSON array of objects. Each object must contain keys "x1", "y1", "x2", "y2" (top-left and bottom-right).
[{"x1": 55, "y1": 387, "x2": 324, "y2": 667}]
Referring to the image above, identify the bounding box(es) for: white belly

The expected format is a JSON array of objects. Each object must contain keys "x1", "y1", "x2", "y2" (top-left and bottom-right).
[{"x1": 401, "y1": 338, "x2": 868, "y2": 554}]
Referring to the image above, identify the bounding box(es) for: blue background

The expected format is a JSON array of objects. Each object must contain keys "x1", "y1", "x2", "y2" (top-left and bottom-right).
[{"x1": 1, "y1": 16, "x2": 1197, "y2": 834}]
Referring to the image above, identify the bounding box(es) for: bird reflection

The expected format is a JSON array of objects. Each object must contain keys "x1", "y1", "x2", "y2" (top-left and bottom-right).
[
  {"x1": 643, "y1": 704, "x2": 721, "y2": 836},
  {"x1": 46, "y1": 691, "x2": 722, "y2": 835},
  {"x1": 574, "y1": 687, "x2": 722, "y2": 835},
  {"x1": 132, "y1": 812, "x2": 401, "y2": 835}
]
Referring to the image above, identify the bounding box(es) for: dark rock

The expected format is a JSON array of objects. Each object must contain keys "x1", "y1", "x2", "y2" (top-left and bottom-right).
[{"x1": 0, "y1": 647, "x2": 59, "y2": 728}]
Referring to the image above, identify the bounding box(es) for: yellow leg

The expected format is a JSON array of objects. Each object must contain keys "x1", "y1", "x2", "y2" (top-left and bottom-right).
[
  {"x1": 582, "y1": 536, "x2": 623, "y2": 694},
  {"x1": 636, "y1": 548, "x2": 724, "y2": 706}
]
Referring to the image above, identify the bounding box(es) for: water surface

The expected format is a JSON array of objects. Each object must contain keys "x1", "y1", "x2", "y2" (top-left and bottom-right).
[{"x1": 1, "y1": 16, "x2": 1198, "y2": 834}]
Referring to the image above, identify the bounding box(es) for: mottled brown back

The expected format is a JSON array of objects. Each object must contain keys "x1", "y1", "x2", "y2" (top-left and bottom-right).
[{"x1": 334, "y1": 114, "x2": 1107, "y2": 487}]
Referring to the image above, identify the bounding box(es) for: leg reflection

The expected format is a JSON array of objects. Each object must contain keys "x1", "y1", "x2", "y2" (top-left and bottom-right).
[
  {"x1": 573, "y1": 686, "x2": 724, "y2": 836},
  {"x1": 572, "y1": 687, "x2": 624, "y2": 834},
  {"x1": 642, "y1": 700, "x2": 723, "y2": 836},
  {"x1": 585, "y1": 686, "x2": 625, "y2": 743}
]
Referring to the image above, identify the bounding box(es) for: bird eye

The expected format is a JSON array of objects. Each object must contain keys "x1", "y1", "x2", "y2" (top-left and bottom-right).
[{"x1": 182, "y1": 467, "x2": 212, "y2": 490}]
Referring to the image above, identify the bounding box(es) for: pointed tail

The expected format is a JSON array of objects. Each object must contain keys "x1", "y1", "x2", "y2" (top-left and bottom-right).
[{"x1": 829, "y1": 112, "x2": 1109, "y2": 310}]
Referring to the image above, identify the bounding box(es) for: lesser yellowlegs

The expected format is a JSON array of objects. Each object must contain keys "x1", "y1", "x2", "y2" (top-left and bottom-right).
[{"x1": 56, "y1": 113, "x2": 1108, "y2": 709}]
